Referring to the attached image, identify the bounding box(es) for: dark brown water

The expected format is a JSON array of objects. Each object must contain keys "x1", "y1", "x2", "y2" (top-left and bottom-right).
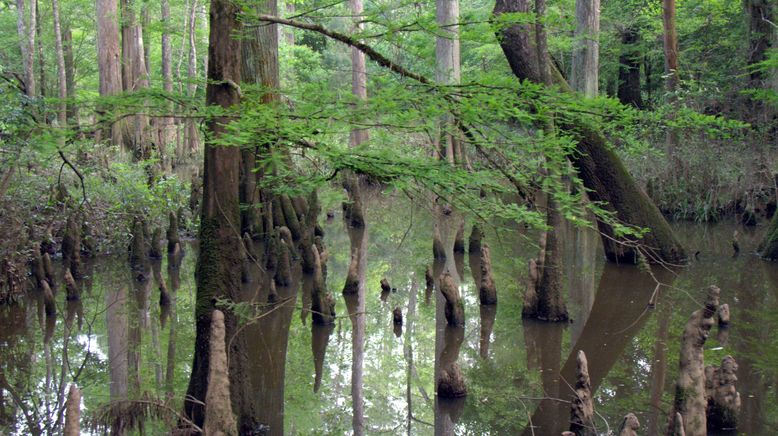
[{"x1": 1, "y1": 193, "x2": 777, "y2": 435}]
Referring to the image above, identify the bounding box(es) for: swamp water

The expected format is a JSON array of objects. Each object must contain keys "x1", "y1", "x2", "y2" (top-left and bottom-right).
[{"x1": 1, "y1": 193, "x2": 778, "y2": 435}]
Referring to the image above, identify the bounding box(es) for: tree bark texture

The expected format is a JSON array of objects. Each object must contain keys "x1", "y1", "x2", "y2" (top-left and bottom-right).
[{"x1": 570, "y1": 0, "x2": 600, "y2": 97}]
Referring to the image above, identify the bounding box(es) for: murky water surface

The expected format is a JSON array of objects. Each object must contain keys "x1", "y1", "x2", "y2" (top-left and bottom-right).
[{"x1": 2, "y1": 192, "x2": 777, "y2": 435}]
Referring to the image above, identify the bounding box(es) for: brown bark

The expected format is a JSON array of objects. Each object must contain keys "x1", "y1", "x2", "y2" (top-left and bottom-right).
[
  {"x1": 438, "y1": 271, "x2": 464, "y2": 326},
  {"x1": 618, "y1": 413, "x2": 640, "y2": 436},
  {"x1": 669, "y1": 285, "x2": 720, "y2": 436},
  {"x1": 121, "y1": 0, "x2": 151, "y2": 160},
  {"x1": 662, "y1": 0, "x2": 679, "y2": 92},
  {"x1": 493, "y1": 0, "x2": 686, "y2": 264},
  {"x1": 203, "y1": 310, "x2": 237, "y2": 436},
  {"x1": 433, "y1": 223, "x2": 447, "y2": 259},
  {"x1": 705, "y1": 355, "x2": 741, "y2": 431},
  {"x1": 64, "y1": 383, "x2": 80, "y2": 436},
  {"x1": 343, "y1": 247, "x2": 360, "y2": 294},
  {"x1": 569, "y1": 351, "x2": 595, "y2": 436},
  {"x1": 468, "y1": 224, "x2": 483, "y2": 254},
  {"x1": 184, "y1": 0, "x2": 244, "y2": 428},
  {"x1": 745, "y1": 0, "x2": 774, "y2": 86},
  {"x1": 62, "y1": 214, "x2": 82, "y2": 279},
  {"x1": 617, "y1": 28, "x2": 642, "y2": 108},
  {"x1": 478, "y1": 243, "x2": 497, "y2": 305},
  {"x1": 310, "y1": 245, "x2": 335, "y2": 325}
]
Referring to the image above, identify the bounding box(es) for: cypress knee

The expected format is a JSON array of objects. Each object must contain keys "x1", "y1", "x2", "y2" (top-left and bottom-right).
[
  {"x1": 274, "y1": 239, "x2": 293, "y2": 287},
  {"x1": 433, "y1": 223, "x2": 446, "y2": 260},
  {"x1": 64, "y1": 269, "x2": 79, "y2": 301},
  {"x1": 281, "y1": 195, "x2": 302, "y2": 240},
  {"x1": 149, "y1": 228, "x2": 163, "y2": 259},
  {"x1": 468, "y1": 224, "x2": 483, "y2": 254},
  {"x1": 166, "y1": 211, "x2": 180, "y2": 253},
  {"x1": 478, "y1": 243, "x2": 497, "y2": 305},
  {"x1": 669, "y1": 285, "x2": 720, "y2": 436},
  {"x1": 343, "y1": 248, "x2": 360, "y2": 294},
  {"x1": 705, "y1": 355, "x2": 740, "y2": 431},
  {"x1": 62, "y1": 214, "x2": 82, "y2": 278},
  {"x1": 453, "y1": 221, "x2": 465, "y2": 253},
  {"x1": 569, "y1": 350, "x2": 595, "y2": 436},
  {"x1": 439, "y1": 272, "x2": 465, "y2": 326},
  {"x1": 311, "y1": 245, "x2": 335, "y2": 325}
]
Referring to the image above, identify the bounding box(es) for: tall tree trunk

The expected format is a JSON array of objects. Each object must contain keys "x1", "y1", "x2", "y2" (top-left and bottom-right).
[
  {"x1": 35, "y1": 0, "x2": 45, "y2": 100},
  {"x1": 617, "y1": 27, "x2": 643, "y2": 108},
  {"x1": 350, "y1": 0, "x2": 368, "y2": 148},
  {"x1": 570, "y1": 0, "x2": 599, "y2": 97},
  {"x1": 183, "y1": 0, "x2": 244, "y2": 429},
  {"x1": 493, "y1": 0, "x2": 686, "y2": 264},
  {"x1": 51, "y1": 0, "x2": 67, "y2": 127},
  {"x1": 284, "y1": 1, "x2": 295, "y2": 45},
  {"x1": 160, "y1": 0, "x2": 174, "y2": 169},
  {"x1": 63, "y1": 26, "x2": 77, "y2": 124},
  {"x1": 96, "y1": 0, "x2": 123, "y2": 146},
  {"x1": 16, "y1": 0, "x2": 36, "y2": 97},
  {"x1": 436, "y1": 0, "x2": 461, "y2": 164},
  {"x1": 240, "y1": 0, "x2": 279, "y2": 235},
  {"x1": 183, "y1": 0, "x2": 200, "y2": 155},
  {"x1": 121, "y1": 0, "x2": 151, "y2": 160},
  {"x1": 745, "y1": 0, "x2": 774, "y2": 86},
  {"x1": 662, "y1": 0, "x2": 679, "y2": 157}
]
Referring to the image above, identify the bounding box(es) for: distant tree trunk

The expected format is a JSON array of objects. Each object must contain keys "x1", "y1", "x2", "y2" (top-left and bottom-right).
[
  {"x1": 35, "y1": 0, "x2": 45, "y2": 99},
  {"x1": 96, "y1": 0, "x2": 123, "y2": 145},
  {"x1": 493, "y1": 0, "x2": 686, "y2": 264},
  {"x1": 617, "y1": 27, "x2": 643, "y2": 108},
  {"x1": 51, "y1": 0, "x2": 67, "y2": 127},
  {"x1": 184, "y1": 0, "x2": 200, "y2": 155},
  {"x1": 63, "y1": 26, "x2": 77, "y2": 124},
  {"x1": 436, "y1": 0, "x2": 461, "y2": 164},
  {"x1": 240, "y1": 0, "x2": 279, "y2": 235},
  {"x1": 745, "y1": 0, "x2": 774, "y2": 86},
  {"x1": 159, "y1": 0, "x2": 174, "y2": 169},
  {"x1": 284, "y1": 1, "x2": 295, "y2": 45},
  {"x1": 121, "y1": 0, "x2": 151, "y2": 160},
  {"x1": 662, "y1": 0, "x2": 679, "y2": 156},
  {"x1": 570, "y1": 0, "x2": 599, "y2": 97},
  {"x1": 350, "y1": 0, "x2": 369, "y2": 148},
  {"x1": 184, "y1": 0, "x2": 245, "y2": 430},
  {"x1": 16, "y1": 0, "x2": 36, "y2": 97}
]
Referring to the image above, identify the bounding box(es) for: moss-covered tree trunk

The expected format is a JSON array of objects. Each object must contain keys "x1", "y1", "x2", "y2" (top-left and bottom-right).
[
  {"x1": 493, "y1": 0, "x2": 686, "y2": 265},
  {"x1": 184, "y1": 0, "x2": 248, "y2": 430}
]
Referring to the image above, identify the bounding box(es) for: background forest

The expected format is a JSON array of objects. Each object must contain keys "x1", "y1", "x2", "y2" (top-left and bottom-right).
[{"x1": 1, "y1": 0, "x2": 778, "y2": 434}]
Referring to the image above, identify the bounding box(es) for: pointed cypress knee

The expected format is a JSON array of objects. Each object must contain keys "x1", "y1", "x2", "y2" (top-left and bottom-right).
[
  {"x1": 128, "y1": 217, "x2": 147, "y2": 268},
  {"x1": 42, "y1": 252, "x2": 55, "y2": 287},
  {"x1": 669, "y1": 285, "x2": 720, "y2": 436},
  {"x1": 281, "y1": 195, "x2": 302, "y2": 240},
  {"x1": 343, "y1": 248, "x2": 360, "y2": 294},
  {"x1": 618, "y1": 413, "x2": 640, "y2": 436},
  {"x1": 311, "y1": 245, "x2": 335, "y2": 325},
  {"x1": 432, "y1": 223, "x2": 446, "y2": 260},
  {"x1": 705, "y1": 355, "x2": 741, "y2": 431},
  {"x1": 274, "y1": 239, "x2": 293, "y2": 287},
  {"x1": 468, "y1": 224, "x2": 483, "y2": 254},
  {"x1": 42, "y1": 280, "x2": 56, "y2": 317},
  {"x1": 453, "y1": 221, "x2": 465, "y2": 253},
  {"x1": 149, "y1": 228, "x2": 163, "y2": 259},
  {"x1": 569, "y1": 350, "x2": 595, "y2": 436},
  {"x1": 62, "y1": 214, "x2": 82, "y2": 278},
  {"x1": 478, "y1": 243, "x2": 497, "y2": 305},
  {"x1": 64, "y1": 269, "x2": 79, "y2": 301},
  {"x1": 439, "y1": 272, "x2": 465, "y2": 326},
  {"x1": 166, "y1": 211, "x2": 180, "y2": 253},
  {"x1": 64, "y1": 384, "x2": 81, "y2": 436}
]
